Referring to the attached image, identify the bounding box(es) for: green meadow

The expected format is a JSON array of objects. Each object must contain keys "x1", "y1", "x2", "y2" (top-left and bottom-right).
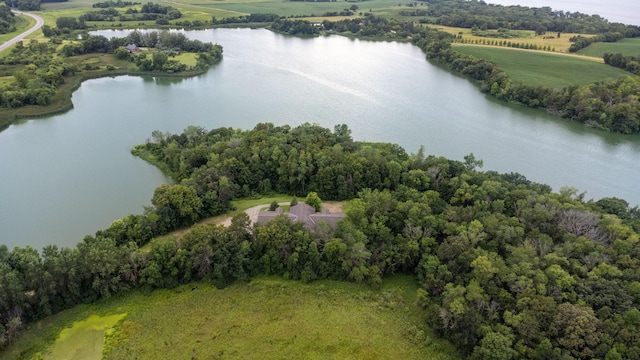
[
  {"x1": 38, "y1": 0, "x2": 424, "y2": 24},
  {"x1": 3, "y1": 276, "x2": 461, "y2": 360},
  {"x1": 197, "y1": 0, "x2": 421, "y2": 18},
  {"x1": 453, "y1": 45, "x2": 631, "y2": 88},
  {"x1": 577, "y1": 37, "x2": 640, "y2": 58}
]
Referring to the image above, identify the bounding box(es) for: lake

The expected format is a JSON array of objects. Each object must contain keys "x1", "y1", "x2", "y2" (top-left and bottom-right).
[{"x1": 1, "y1": 28, "x2": 639, "y2": 250}]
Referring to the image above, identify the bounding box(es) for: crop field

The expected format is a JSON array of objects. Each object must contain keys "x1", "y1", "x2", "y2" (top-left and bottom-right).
[
  {"x1": 429, "y1": 24, "x2": 591, "y2": 53},
  {"x1": 2, "y1": 276, "x2": 461, "y2": 360},
  {"x1": 453, "y1": 44, "x2": 630, "y2": 88},
  {"x1": 578, "y1": 37, "x2": 640, "y2": 58},
  {"x1": 36, "y1": 0, "x2": 420, "y2": 22}
]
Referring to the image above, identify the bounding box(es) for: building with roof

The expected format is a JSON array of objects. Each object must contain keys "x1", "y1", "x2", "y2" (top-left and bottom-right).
[{"x1": 256, "y1": 203, "x2": 344, "y2": 231}]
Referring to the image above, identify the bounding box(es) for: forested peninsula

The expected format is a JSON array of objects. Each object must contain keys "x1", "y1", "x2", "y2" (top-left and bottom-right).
[
  {"x1": 2, "y1": 123, "x2": 640, "y2": 359},
  {"x1": 0, "y1": 29, "x2": 222, "y2": 128}
]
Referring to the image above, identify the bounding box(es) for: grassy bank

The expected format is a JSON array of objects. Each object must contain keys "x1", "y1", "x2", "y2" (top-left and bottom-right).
[
  {"x1": 577, "y1": 37, "x2": 640, "y2": 58},
  {"x1": 453, "y1": 44, "x2": 630, "y2": 88},
  {"x1": 1, "y1": 276, "x2": 461, "y2": 360}
]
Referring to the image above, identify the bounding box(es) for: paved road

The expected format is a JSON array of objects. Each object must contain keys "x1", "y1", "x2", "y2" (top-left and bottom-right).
[{"x1": 0, "y1": 11, "x2": 45, "y2": 52}]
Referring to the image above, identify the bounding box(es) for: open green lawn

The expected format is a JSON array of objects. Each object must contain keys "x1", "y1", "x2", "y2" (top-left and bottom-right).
[
  {"x1": 453, "y1": 45, "x2": 631, "y2": 88},
  {"x1": 2, "y1": 276, "x2": 461, "y2": 360},
  {"x1": 577, "y1": 37, "x2": 640, "y2": 58}
]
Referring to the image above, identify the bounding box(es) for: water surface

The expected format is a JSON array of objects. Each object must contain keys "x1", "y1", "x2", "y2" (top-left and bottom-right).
[{"x1": 1, "y1": 28, "x2": 639, "y2": 250}]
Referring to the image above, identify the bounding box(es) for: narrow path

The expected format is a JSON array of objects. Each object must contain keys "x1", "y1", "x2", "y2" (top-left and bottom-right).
[{"x1": 0, "y1": 11, "x2": 44, "y2": 52}]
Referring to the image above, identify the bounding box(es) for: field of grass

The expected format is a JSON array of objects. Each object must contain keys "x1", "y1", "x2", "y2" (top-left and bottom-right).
[
  {"x1": 35, "y1": 0, "x2": 409, "y2": 25},
  {"x1": 184, "y1": 0, "x2": 418, "y2": 19},
  {"x1": 430, "y1": 24, "x2": 590, "y2": 53},
  {"x1": 453, "y1": 44, "x2": 630, "y2": 88},
  {"x1": 1, "y1": 276, "x2": 461, "y2": 360},
  {"x1": 578, "y1": 37, "x2": 640, "y2": 58}
]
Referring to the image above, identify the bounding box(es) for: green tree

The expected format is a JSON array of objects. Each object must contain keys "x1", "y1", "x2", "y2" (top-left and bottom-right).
[
  {"x1": 305, "y1": 191, "x2": 322, "y2": 212},
  {"x1": 473, "y1": 330, "x2": 518, "y2": 360},
  {"x1": 549, "y1": 303, "x2": 602, "y2": 359},
  {"x1": 152, "y1": 51, "x2": 168, "y2": 70},
  {"x1": 151, "y1": 184, "x2": 203, "y2": 230}
]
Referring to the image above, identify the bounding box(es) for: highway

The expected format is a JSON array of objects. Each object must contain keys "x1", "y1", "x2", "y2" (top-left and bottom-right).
[{"x1": 0, "y1": 10, "x2": 45, "y2": 52}]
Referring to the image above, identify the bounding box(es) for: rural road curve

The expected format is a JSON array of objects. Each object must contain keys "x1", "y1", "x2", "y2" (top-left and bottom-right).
[{"x1": 0, "y1": 11, "x2": 44, "y2": 52}]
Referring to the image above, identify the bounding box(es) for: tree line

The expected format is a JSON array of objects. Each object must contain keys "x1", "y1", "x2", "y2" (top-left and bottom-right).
[
  {"x1": 0, "y1": 4, "x2": 16, "y2": 34},
  {"x1": 92, "y1": 0, "x2": 140, "y2": 8},
  {"x1": 1, "y1": 123, "x2": 639, "y2": 359},
  {"x1": 3, "y1": 0, "x2": 67, "y2": 11},
  {"x1": 568, "y1": 33, "x2": 626, "y2": 52},
  {"x1": 422, "y1": 0, "x2": 640, "y2": 37},
  {"x1": 604, "y1": 53, "x2": 640, "y2": 76},
  {"x1": 428, "y1": 44, "x2": 640, "y2": 134},
  {"x1": 46, "y1": 2, "x2": 181, "y2": 29}
]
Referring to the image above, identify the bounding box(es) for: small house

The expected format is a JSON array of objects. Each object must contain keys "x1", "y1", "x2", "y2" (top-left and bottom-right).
[
  {"x1": 256, "y1": 203, "x2": 344, "y2": 231},
  {"x1": 124, "y1": 44, "x2": 140, "y2": 53}
]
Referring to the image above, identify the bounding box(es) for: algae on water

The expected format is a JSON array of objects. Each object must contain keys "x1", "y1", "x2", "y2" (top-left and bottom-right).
[{"x1": 44, "y1": 313, "x2": 126, "y2": 360}]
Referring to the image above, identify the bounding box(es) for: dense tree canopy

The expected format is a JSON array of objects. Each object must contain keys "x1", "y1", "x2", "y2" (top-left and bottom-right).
[
  {"x1": 422, "y1": 0, "x2": 640, "y2": 37},
  {"x1": 0, "y1": 4, "x2": 16, "y2": 34},
  {"x1": 1, "y1": 124, "x2": 639, "y2": 359}
]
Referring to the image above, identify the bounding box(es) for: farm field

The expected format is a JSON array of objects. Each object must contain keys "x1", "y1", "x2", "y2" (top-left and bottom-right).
[
  {"x1": 1, "y1": 276, "x2": 461, "y2": 360},
  {"x1": 37, "y1": 0, "x2": 420, "y2": 23},
  {"x1": 577, "y1": 37, "x2": 640, "y2": 58},
  {"x1": 453, "y1": 44, "x2": 630, "y2": 88},
  {"x1": 428, "y1": 24, "x2": 590, "y2": 53},
  {"x1": 40, "y1": 0, "x2": 234, "y2": 27}
]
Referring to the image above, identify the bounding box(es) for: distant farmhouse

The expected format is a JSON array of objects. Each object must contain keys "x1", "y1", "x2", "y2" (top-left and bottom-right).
[
  {"x1": 256, "y1": 203, "x2": 344, "y2": 231},
  {"x1": 124, "y1": 44, "x2": 140, "y2": 53}
]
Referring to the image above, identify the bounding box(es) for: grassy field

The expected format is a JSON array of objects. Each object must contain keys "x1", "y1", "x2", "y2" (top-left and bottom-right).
[
  {"x1": 36, "y1": 0, "x2": 423, "y2": 24},
  {"x1": 577, "y1": 37, "x2": 640, "y2": 58},
  {"x1": 180, "y1": 0, "x2": 422, "y2": 19},
  {"x1": 429, "y1": 24, "x2": 591, "y2": 53},
  {"x1": 453, "y1": 44, "x2": 630, "y2": 88},
  {"x1": 1, "y1": 276, "x2": 461, "y2": 360}
]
